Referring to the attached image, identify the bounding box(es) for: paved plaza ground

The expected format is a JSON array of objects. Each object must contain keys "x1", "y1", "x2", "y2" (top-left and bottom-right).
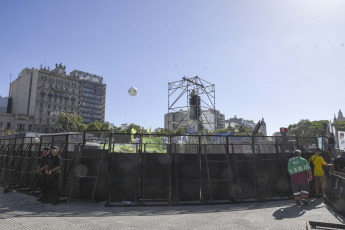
[{"x1": 0, "y1": 187, "x2": 344, "y2": 229}]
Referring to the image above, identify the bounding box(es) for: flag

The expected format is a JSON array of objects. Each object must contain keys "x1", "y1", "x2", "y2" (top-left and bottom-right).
[
  {"x1": 131, "y1": 128, "x2": 137, "y2": 134},
  {"x1": 147, "y1": 126, "x2": 151, "y2": 134},
  {"x1": 131, "y1": 128, "x2": 137, "y2": 142},
  {"x1": 327, "y1": 120, "x2": 333, "y2": 135}
]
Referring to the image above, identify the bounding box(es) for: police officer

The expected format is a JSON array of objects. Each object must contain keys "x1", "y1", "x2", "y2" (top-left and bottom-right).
[
  {"x1": 46, "y1": 146, "x2": 62, "y2": 205},
  {"x1": 36, "y1": 147, "x2": 50, "y2": 202},
  {"x1": 333, "y1": 152, "x2": 345, "y2": 172}
]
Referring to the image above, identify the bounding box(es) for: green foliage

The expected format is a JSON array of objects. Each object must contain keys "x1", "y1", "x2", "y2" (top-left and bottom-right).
[
  {"x1": 101, "y1": 122, "x2": 110, "y2": 130},
  {"x1": 215, "y1": 129, "x2": 228, "y2": 134},
  {"x1": 58, "y1": 113, "x2": 86, "y2": 132},
  {"x1": 126, "y1": 123, "x2": 143, "y2": 134},
  {"x1": 154, "y1": 129, "x2": 168, "y2": 135},
  {"x1": 177, "y1": 127, "x2": 185, "y2": 135},
  {"x1": 333, "y1": 121, "x2": 345, "y2": 131},
  {"x1": 86, "y1": 121, "x2": 102, "y2": 130},
  {"x1": 111, "y1": 126, "x2": 125, "y2": 133},
  {"x1": 287, "y1": 119, "x2": 328, "y2": 137}
]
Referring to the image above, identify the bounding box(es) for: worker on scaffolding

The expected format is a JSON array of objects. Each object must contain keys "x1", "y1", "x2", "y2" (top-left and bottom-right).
[
  {"x1": 36, "y1": 147, "x2": 50, "y2": 202},
  {"x1": 288, "y1": 149, "x2": 313, "y2": 206}
]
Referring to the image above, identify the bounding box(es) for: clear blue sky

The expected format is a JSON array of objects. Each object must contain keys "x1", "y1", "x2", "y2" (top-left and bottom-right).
[{"x1": 1, "y1": 0, "x2": 345, "y2": 135}]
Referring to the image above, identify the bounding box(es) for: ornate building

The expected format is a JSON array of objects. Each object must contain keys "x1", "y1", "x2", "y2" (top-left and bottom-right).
[
  {"x1": 334, "y1": 109, "x2": 345, "y2": 122},
  {"x1": 4, "y1": 63, "x2": 106, "y2": 133}
]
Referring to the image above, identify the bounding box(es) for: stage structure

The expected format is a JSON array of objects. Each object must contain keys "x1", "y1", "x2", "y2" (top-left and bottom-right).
[{"x1": 168, "y1": 76, "x2": 216, "y2": 133}]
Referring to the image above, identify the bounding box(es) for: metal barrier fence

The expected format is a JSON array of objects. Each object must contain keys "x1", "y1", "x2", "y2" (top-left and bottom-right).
[
  {"x1": 0, "y1": 132, "x2": 333, "y2": 206},
  {"x1": 326, "y1": 171, "x2": 345, "y2": 216}
]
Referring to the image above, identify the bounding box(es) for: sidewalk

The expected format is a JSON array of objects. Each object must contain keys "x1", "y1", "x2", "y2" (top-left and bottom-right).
[{"x1": 0, "y1": 188, "x2": 344, "y2": 229}]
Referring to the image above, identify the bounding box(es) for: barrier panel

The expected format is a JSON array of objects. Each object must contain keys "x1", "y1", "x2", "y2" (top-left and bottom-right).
[
  {"x1": 140, "y1": 134, "x2": 171, "y2": 205},
  {"x1": 201, "y1": 135, "x2": 235, "y2": 203},
  {"x1": 69, "y1": 131, "x2": 108, "y2": 201},
  {"x1": 106, "y1": 133, "x2": 140, "y2": 206},
  {"x1": 326, "y1": 171, "x2": 345, "y2": 216},
  {"x1": 0, "y1": 133, "x2": 335, "y2": 207},
  {"x1": 171, "y1": 135, "x2": 201, "y2": 203}
]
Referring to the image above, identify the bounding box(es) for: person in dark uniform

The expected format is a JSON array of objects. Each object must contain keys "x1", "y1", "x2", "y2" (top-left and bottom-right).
[
  {"x1": 36, "y1": 147, "x2": 50, "y2": 202},
  {"x1": 333, "y1": 152, "x2": 345, "y2": 172},
  {"x1": 46, "y1": 146, "x2": 62, "y2": 205}
]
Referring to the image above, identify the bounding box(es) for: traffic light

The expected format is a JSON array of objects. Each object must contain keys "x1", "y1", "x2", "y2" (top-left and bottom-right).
[{"x1": 280, "y1": 127, "x2": 288, "y2": 136}]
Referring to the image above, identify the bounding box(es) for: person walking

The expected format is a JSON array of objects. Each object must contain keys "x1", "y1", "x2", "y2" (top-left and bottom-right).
[
  {"x1": 46, "y1": 146, "x2": 62, "y2": 205},
  {"x1": 36, "y1": 147, "x2": 50, "y2": 202},
  {"x1": 288, "y1": 149, "x2": 313, "y2": 206},
  {"x1": 309, "y1": 148, "x2": 333, "y2": 198}
]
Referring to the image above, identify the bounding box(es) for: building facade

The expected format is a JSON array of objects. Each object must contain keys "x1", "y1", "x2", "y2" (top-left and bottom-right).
[
  {"x1": 3, "y1": 63, "x2": 106, "y2": 133},
  {"x1": 70, "y1": 70, "x2": 106, "y2": 124},
  {"x1": 165, "y1": 109, "x2": 225, "y2": 133},
  {"x1": 0, "y1": 96, "x2": 7, "y2": 113},
  {"x1": 225, "y1": 116, "x2": 267, "y2": 136}
]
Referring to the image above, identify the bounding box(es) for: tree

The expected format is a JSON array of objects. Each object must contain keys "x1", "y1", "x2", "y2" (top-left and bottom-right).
[
  {"x1": 126, "y1": 123, "x2": 143, "y2": 134},
  {"x1": 58, "y1": 112, "x2": 86, "y2": 132},
  {"x1": 101, "y1": 122, "x2": 110, "y2": 130},
  {"x1": 333, "y1": 121, "x2": 345, "y2": 131},
  {"x1": 177, "y1": 127, "x2": 185, "y2": 135},
  {"x1": 155, "y1": 129, "x2": 168, "y2": 135},
  {"x1": 287, "y1": 119, "x2": 328, "y2": 137},
  {"x1": 215, "y1": 129, "x2": 228, "y2": 134},
  {"x1": 111, "y1": 126, "x2": 125, "y2": 133},
  {"x1": 86, "y1": 121, "x2": 102, "y2": 130}
]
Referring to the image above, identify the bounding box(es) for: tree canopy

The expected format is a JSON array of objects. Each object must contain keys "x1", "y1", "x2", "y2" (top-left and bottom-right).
[{"x1": 287, "y1": 119, "x2": 328, "y2": 137}]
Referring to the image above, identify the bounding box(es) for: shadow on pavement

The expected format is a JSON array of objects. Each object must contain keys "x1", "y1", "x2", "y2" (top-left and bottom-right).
[
  {"x1": 272, "y1": 198, "x2": 326, "y2": 220},
  {"x1": 1, "y1": 187, "x2": 344, "y2": 221}
]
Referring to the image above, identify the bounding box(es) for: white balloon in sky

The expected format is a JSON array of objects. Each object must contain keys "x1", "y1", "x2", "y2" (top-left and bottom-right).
[{"x1": 128, "y1": 87, "x2": 138, "y2": 96}]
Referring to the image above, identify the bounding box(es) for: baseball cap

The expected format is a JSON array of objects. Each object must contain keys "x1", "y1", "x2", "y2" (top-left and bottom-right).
[
  {"x1": 50, "y1": 146, "x2": 59, "y2": 150},
  {"x1": 42, "y1": 147, "x2": 50, "y2": 151}
]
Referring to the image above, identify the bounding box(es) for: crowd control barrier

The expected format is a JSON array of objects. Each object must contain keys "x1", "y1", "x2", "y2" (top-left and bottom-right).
[{"x1": 0, "y1": 132, "x2": 333, "y2": 206}]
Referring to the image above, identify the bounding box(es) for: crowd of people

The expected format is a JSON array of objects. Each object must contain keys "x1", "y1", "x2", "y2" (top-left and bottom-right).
[
  {"x1": 288, "y1": 146, "x2": 345, "y2": 206},
  {"x1": 36, "y1": 146, "x2": 62, "y2": 205}
]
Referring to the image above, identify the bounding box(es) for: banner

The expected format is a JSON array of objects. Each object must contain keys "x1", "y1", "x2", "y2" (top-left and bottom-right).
[{"x1": 338, "y1": 131, "x2": 345, "y2": 151}]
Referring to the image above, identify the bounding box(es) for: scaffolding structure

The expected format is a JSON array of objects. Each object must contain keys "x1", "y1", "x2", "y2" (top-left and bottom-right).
[{"x1": 168, "y1": 76, "x2": 216, "y2": 133}]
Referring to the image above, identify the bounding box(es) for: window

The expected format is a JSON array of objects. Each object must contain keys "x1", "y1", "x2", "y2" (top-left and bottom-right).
[
  {"x1": 7, "y1": 122, "x2": 11, "y2": 129},
  {"x1": 48, "y1": 104, "x2": 51, "y2": 109},
  {"x1": 40, "y1": 103, "x2": 43, "y2": 108},
  {"x1": 29, "y1": 125, "x2": 32, "y2": 131}
]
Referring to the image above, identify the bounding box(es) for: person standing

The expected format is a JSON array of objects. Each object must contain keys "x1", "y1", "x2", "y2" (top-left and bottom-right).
[
  {"x1": 309, "y1": 148, "x2": 333, "y2": 197},
  {"x1": 333, "y1": 152, "x2": 345, "y2": 172},
  {"x1": 288, "y1": 149, "x2": 313, "y2": 206},
  {"x1": 46, "y1": 146, "x2": 62, "y2": 205},
  {"x1": 36, "y1": 147, "x2": 50, "y2": 202}
]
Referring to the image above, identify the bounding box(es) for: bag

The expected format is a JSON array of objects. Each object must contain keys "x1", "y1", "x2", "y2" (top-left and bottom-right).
[{"x1": 309, "y1": 156, "x2": 316, "y2": 175}]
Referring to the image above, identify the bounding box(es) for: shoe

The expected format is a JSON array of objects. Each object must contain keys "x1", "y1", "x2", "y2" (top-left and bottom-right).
[
  {"x1": 301, "y1": 199, "x2": 308, "y2": 206},
  {"x1": 52, "y1": 202, "x2": 59, "y2": 205},
  {"x1": 295, "y1": 200, "x2": 301, "y2": 205},
  {"x1": 37, "y1": 198, "x2": 42, "y2": 201}
]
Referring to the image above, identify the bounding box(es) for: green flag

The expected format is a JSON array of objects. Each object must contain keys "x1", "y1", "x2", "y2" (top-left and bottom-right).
[
  {"x1": 131, "y1": 128, "x2": 137, "y2": 142},
  {"x1": 147, "y1": 126, "x2": 151, "y2": 134}
]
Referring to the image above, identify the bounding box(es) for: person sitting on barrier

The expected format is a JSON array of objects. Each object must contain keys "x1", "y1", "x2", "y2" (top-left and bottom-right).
[
  {"x1": 288, "y1": 149, "x2": 313, "y2": 206},
  {"x1": 45, "y1": 146, "x2": 62, "y2": 205},
  {"x1": 36, "y1": 147, "x2": 50, "y2": 202},
  {"x1": 333, "y1": 152, "x2": 345, "y2": 172},
  {"x1": 309, "y1": 148, "x2": 333, "y2": 198}
]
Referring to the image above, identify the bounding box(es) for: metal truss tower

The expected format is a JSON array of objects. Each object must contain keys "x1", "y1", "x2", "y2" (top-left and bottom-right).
[{"x1": 168, "y1": 76, "x2": 216, "y2": 133}]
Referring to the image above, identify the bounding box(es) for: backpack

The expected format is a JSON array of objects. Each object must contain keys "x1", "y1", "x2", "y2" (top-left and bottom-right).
[{"x1": 309, "y1": 156, "x2": 317, "y2": 175}]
